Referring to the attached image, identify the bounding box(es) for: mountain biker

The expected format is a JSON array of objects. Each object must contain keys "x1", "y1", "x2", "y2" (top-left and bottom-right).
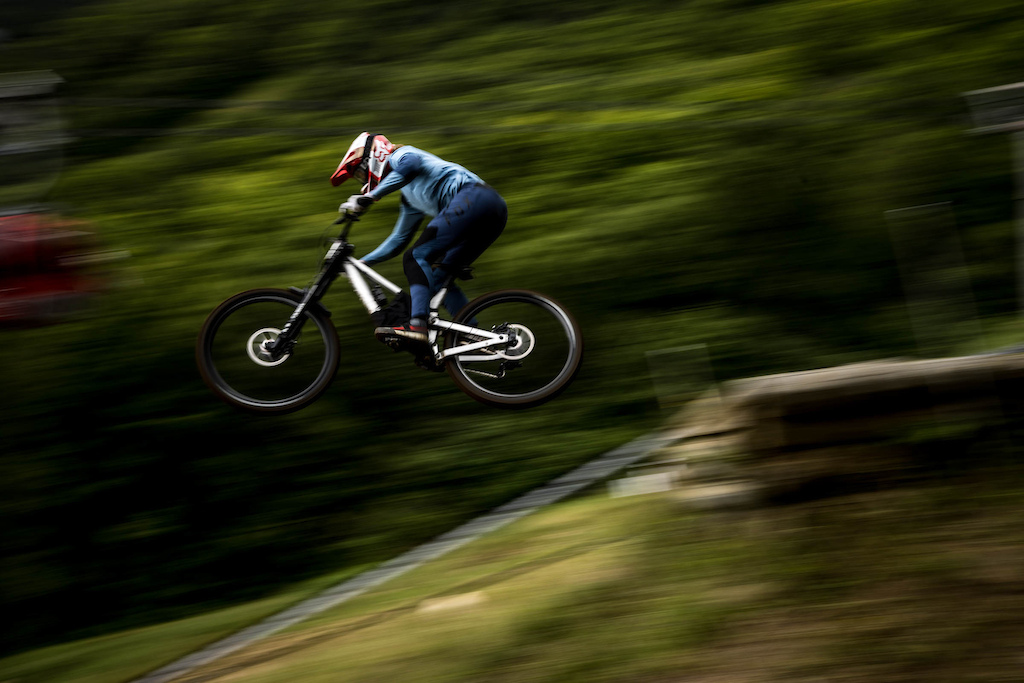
[{"x1": 331, "y1": 132, "x2": 507, "y2": 345}]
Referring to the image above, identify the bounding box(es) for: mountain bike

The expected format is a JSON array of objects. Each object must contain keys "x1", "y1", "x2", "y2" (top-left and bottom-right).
[{"x1": 196, "y1": 215, "x2": 583, "y2": 414}]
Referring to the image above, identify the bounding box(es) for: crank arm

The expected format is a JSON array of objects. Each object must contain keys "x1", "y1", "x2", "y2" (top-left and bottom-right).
[{"x1": 464, "y1": 367, "x2": 505, "y2": 379}]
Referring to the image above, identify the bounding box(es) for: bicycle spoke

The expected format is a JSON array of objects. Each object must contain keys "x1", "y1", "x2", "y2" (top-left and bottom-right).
[
  {"x1": 198, "y1": 290, "x2": 339, "y2": 412},
  {"x1": 445, "y1": 291, "x2": 582, "y2": 407}
]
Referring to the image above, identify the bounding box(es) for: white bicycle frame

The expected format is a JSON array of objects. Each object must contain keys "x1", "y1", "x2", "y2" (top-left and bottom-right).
[{"x1": 341, "y1": 256, "x2": 510, "y2": 363}]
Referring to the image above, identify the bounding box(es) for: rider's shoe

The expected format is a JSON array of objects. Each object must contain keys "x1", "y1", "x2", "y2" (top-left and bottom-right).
[{"x1": 375, "y1": 318, "x2": 428, "y2": 344}]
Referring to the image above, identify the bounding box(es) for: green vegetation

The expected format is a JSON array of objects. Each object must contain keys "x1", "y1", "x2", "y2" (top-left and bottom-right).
[
  {"x1": 6, "y1": 458, "x2": 1024, "y2": 682},
  {"x1": 3, "y1": 0, "x2": 1024, "y2": 658},
  {"x1": 0, "y1": 564, "x2": 367, "y2": 683}
]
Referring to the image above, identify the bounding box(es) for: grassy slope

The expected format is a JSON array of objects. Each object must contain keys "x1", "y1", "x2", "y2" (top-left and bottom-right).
[
  {"x1": 180, "y1": 471, "x2": 1024, "y2": 683},
  {"x1": 6, "y1": 462, "x2": 1024, "y2": 683},
  {"x1": 0, "y1": 566, "x2": 372, "y2": 683}
]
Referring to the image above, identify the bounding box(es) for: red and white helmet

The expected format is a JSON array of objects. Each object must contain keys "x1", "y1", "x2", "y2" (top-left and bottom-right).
[{"x1": 329, "y1": 132, "x2": 396, "y2": 192}]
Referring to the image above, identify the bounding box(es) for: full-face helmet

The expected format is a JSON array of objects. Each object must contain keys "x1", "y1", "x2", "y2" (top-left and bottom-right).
[{"x1": 329, "y1": 132, "x2": 396, "y2": 192}]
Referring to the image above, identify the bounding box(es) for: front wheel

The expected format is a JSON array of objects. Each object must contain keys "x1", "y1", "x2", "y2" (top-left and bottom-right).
[
  {"x1": 197, "y1": 288, "x2": 340, "y2": 414},
  {"x1": 445, "y1": 289, "x2": 583, "y2": 408}
]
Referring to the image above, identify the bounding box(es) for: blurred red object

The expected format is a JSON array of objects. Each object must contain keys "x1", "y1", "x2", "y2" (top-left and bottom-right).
[{"x1": 0, "y1": 208, "x2": 100, "y2": 325}]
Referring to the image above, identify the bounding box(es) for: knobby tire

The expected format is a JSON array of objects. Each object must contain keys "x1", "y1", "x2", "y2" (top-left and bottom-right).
[
  {"x1": 445, "y1": 289, "x2": 583, "y2": 408},
  {"x1": 196, "y1": 288, "x2": 340, "y2": 414}
]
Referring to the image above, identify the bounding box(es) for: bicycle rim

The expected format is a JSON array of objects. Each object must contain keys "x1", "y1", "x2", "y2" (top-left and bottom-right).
[
  {"x1": 446, "y1": 290, "x2": 582, "y2": 408},
  {"x1": 197, "y1": 289, "x2": 339, "y2": 413}
]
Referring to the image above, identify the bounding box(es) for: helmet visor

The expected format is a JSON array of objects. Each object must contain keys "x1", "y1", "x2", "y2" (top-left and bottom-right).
[
  {"x1": 329, "y1": 133, "x2": 372, "y2": 186},
  {"x1": 330, "y1": 158, "x2": 362, "y2": 186}
]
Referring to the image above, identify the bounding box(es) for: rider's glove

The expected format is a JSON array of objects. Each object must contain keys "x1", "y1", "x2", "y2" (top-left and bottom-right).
[{"x1": 339, "y1": 194, "x2": 375, "y2": 216}]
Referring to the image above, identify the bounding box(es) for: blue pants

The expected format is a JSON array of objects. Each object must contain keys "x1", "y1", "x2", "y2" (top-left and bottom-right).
[{"x1": 403, "y1": 184, "x2": 507, "y2": 319}]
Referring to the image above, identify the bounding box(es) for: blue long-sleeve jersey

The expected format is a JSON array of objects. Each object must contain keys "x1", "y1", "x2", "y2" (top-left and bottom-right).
[{"x1": 359, "y1": 146, "x2": 483, "y2": 265}]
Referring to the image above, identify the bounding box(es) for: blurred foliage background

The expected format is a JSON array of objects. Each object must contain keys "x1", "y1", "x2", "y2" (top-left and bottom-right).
[{"x1": 2, "y1": 0, "x2": 1024, "y2": 656}]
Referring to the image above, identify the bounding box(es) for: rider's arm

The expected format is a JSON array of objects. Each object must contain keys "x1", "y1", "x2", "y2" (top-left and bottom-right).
[
  {"x1": 367, "y1": 149, "x2": 422, "y2": 200},
  {"x1": 360, "y1": 196, "x2": 425, "y2": 265}
]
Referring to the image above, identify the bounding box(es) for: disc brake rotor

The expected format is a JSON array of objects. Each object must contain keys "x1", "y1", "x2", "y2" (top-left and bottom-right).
[
  {"x1": 502, "y1": 323, "x2": 535, "y2": 360},
  {"x1": 246, "y1": 327, "x2": 290, "y2": 367}
]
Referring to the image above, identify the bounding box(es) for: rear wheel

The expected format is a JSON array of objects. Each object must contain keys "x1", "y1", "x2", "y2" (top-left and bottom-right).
[
  {"x1": 445, "y1": 289, "x2": 582, "y2": 408},
  {"x1": 196, "y1": 288, "x2": 339, "y2": 414}
]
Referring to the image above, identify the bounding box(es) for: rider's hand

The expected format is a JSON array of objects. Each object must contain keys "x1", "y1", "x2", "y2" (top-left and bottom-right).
[{"x1": 339, "y1": 194, "x2": 375, "y2": 216}]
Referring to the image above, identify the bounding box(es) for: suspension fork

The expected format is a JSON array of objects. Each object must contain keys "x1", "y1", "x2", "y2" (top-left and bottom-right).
[{"x1": 268, "y1": 243, "x2": 349, "y2": 358}]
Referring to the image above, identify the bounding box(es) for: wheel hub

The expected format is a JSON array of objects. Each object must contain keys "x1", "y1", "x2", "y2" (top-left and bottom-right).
[
  {"x1": 502, "y1": 323, "x2": 535, "y2": 360},
  {"x1": 246, "y1": 327, "x2": 290, "y2": 366}
]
